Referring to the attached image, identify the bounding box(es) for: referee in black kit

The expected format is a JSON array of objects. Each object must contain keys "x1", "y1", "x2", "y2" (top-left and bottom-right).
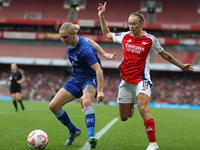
[{"x1": 7, "y1": 63, "x2": 25, "y2": 112}]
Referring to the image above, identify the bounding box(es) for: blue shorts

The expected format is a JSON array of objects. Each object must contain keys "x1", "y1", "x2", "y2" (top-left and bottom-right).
[{"x1": 63, "y1": 77, "x2": 98, "y2": 98}]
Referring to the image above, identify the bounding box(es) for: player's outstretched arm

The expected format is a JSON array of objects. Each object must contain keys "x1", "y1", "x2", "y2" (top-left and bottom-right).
[
  {"x1": 98, "y1": 2, "x2": 113, "y2": 40},
  {"x1": 158, "y1": 50, "x2": 194, "y2": 71},
  {"x1": 87, "y1": 38, "x2": 116, "y2": 60}
]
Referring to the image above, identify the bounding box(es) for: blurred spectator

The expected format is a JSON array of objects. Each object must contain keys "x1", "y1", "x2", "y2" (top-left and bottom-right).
[{"x1": 0, "y1": 70, "x2": 200, "y2": 105}]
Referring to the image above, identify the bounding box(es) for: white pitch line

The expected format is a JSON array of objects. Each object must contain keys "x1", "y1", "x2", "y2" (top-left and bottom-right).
[{"x1": 79, "y1": 118, "x2": 119, "y2": 150}]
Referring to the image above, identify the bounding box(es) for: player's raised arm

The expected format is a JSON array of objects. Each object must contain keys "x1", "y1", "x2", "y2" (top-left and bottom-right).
[
  {"x1": 87, "y1": 38, "x2": 116, "y2": 60},
  {"x1": 158, "y1": 50, "x2": 194, "y2": 71},
  {"x1": 98, "y1": 2, "x2": 113, "y2": 40}
]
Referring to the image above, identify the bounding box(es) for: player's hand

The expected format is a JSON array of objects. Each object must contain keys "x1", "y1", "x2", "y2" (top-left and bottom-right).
[
  {"x1": 104, "y1": 52, "x2": 116, "y2": 60},
  {"x1": 17, "y1": 80, "x2": 21, "y2": 84},
  {"x1": 181, "y1": 63, "x2": 194, "y2": 71},
  {"x1": 97, "y1": 91, "x2": 105, "y2": 103},
  {"x1": 98, "y1": 2, "x2": 107, "y2": 17}
]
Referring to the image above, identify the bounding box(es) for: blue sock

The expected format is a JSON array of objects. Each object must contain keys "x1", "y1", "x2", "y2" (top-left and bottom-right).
[
  {"x1": 85, "y1": 107, "x2": 95, "y2": 140},
  {"x1": 53, "y1": 108, "x2": 76, "y2": 133}
]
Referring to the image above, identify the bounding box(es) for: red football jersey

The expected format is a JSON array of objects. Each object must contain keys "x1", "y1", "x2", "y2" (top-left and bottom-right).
[{"x1": 113, "y1": 31, "x2": 163, "y2": 84}]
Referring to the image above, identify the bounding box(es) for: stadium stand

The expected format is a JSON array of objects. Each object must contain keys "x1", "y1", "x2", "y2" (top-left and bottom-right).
[
  {"x1": 155, "y1": 0, "x2": 200, "y2": 24},
  {"x1": 152, "y1": 50, "x2": 198, "y2": 64},
  {"x1": 0, "y1": 0, "x2": 199, "y2": 24},
  {"x1": 0, "y1": 44, "x2": 67, "y2": 59},
  {"x1": 76, "y1": 0, "x2": 145, "y2": 22},
  {"x1": 0, "y1": 0, "x2": 69, "y2": 20}
]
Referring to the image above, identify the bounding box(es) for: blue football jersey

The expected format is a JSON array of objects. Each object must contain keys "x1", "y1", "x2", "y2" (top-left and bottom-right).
[{"x1": 67, "y1": 35, "x2": 103, "y2": 81}]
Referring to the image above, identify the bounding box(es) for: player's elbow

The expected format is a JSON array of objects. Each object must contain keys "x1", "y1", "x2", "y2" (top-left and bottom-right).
[{"x1": 103, "y1": 32, "x2": 112, "y2": 40}]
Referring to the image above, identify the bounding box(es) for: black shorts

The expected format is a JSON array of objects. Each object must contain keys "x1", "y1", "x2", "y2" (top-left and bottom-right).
[{"x1": 10, "y1": 85, "x2": 21, "y2": 94}]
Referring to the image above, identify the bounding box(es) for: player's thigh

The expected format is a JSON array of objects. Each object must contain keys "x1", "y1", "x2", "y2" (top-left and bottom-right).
[
  {"x1": 82, "y1": 84, "x2": 96, "y2": 107},
  {"x1": 49, "y1": 88, "x2": 76, "y2": 112},
  {"x1": 136, "y1": 80, "x2": 151, "y2": 109},
  {"x1": 11, "y1": 93, "x2": 16, "y2": 100},
  {"x1": 15, "y1": 92, "x2": 22, "y2": 100},
  {"x1": 137, "y1": 93, "x2": 150, "y2": 108}
]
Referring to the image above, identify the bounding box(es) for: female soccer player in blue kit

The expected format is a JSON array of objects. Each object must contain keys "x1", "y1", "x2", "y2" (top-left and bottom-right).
[{"x1": 49, "y1": 22, "x2": 115, "y2": 149}]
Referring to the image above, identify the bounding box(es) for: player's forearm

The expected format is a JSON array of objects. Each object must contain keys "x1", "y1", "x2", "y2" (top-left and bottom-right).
[
  {"x1": 99, "y1": 16, "x2": 112, "y2": 39},
  {"x1": 88, "y1": 38, "x2": 106, "y2": 57},
  {"x1": 96, "y1": 68, "x2": 104, "y2": 92},
  {"x1": 19, "y1": 77, "x2": 25, "y2": 83},
  {"x1": 162, "y1": 52, "x2": 184, "y2": 69}
]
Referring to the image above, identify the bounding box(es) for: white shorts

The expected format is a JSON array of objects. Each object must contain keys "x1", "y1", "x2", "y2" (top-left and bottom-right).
[{"x1": 117, "y1": 79, "x2": 152, "y2": 104}]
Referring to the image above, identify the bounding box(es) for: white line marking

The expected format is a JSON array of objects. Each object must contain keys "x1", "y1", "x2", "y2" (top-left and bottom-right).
[{"x1": 79, "y1": 118, "x2": 119, "y2": 150}]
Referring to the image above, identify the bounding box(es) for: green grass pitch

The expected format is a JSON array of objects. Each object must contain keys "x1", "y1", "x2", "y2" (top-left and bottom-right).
[{"x1": 0, "y1": 100, "x2": 200, "y2": 150}]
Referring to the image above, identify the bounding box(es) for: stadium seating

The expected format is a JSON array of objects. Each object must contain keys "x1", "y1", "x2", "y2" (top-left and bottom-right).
[
  {"x1": 152, "y1": 50, "x2": 198, "y2": 64},
  {"x1": 155, "y1": 0, "x2": 200, "y2": 24},
  {"x1": 76, "y1": 0, "x2": 144, "y2": 22},
  {"x1": 0, "y1": 0, "x2": 199, "y2": 24},
  {"x1": 0, "y1": 44, "x2": 67, "y2": 59},
  {"x1": 0, "y1": 0, "x2": 69, "y2": 20}
]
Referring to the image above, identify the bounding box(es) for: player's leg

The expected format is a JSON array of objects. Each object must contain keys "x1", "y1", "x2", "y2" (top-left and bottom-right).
[
  {"x1": 11, "y1": 93, "x2": 18, "y2": 112},
  {"x1": 49, "y1": 88, "x2": 81, "y2": 145},
  {"x1": 82, "y1": 84, "x2": 97, "y2": 148},
  {"x1": 117, "y1": 79, "x2": 136, "y2": 121},
  {"x1": 136, "y1": 80, "x2": 158, "y2": 150},
  {"x1": 80, "y1": 96, "x2": 84, "y2": 111},
  {"x1": 119, "y1": 103, "x2": 135, "y2": 121},
  {"x1": 16, "y1": 91, "x2": 25, "y2": 110}
]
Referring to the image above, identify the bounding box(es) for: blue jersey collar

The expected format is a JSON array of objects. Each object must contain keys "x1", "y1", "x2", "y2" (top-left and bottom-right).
[{"x1": 69, "y1": 35, "x2": 79, "y2": 49}]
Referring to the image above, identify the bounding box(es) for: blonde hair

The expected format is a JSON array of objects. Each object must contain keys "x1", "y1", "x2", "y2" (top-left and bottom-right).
[
  {"x1": 17, "y1": 68, "x2": 24, "y2": 75},
  {"x1": 11, "y1": 63, "x2": 24, "y2": 75},
  {"x1": 130, "y1": 10, "x2": 145, "y2": 23},
  {"x1": 59, "y1": 22, "x2": 80, "y2": 34}
]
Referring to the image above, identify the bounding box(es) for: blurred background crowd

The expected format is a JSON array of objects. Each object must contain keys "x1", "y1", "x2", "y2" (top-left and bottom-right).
[{"x1": 1, "y1": 68, "x2": 199, "y2": 105}]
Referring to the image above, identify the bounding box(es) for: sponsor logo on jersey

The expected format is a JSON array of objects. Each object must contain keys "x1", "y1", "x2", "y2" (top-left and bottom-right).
[
  {"x1": 115, "y1": 33, "x2": 122, "y2": 36},
  {"x1": 125, "y1": 43, "x2": 144, "y2": 54}
]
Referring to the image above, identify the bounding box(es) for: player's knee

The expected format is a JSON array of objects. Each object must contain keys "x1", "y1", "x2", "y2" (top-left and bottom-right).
[
  {"x1": 120, "y1": 116, "x2": 128, "y2": 121},
  {"x1": 138, "y1": 107, "x2": 147, "y2": 118},
  {"x1": 82, "y1": 99, "x2": 92, "y2": 108},
  {"x1": 49, "y1": 103, "x2": 56, "y2": 112}
]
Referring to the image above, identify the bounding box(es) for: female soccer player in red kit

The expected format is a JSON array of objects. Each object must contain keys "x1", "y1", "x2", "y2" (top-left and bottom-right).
[{"x1": 98, "y1": 2, "x2": 193, "y2": 150}]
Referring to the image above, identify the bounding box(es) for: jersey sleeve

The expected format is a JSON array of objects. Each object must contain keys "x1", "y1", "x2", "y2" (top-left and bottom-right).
[
  {"x1": 81, "y1": 46, "x2": 98, "y2": 67},
  {"x1": 151, "y1": 36, "x2": 164, "y2": 54},
  {"x1": 112, "y1": 32, "x2": 126, "y2": 44}
]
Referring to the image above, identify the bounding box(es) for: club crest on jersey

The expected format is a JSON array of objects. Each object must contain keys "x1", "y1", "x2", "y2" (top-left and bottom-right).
[
  {"x1": 115, "y1": 33, "x2": 122, "y2": 36},
  {"x1": 74, "y1": 55, "x2": 78, "y2": 61}
]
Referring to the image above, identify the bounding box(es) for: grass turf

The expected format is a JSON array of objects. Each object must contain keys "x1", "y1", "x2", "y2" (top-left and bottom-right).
[{"x1": 0, "y1": 100, "x2": 200, "y2": 150}]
